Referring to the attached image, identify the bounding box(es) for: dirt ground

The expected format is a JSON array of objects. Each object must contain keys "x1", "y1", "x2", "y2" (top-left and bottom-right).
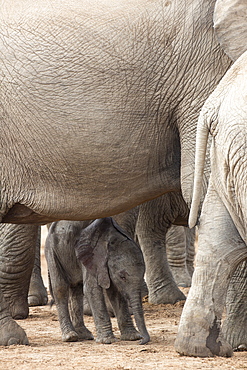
[{"x1": 1, "y1": 229, "x2": 247, "y2": 370}]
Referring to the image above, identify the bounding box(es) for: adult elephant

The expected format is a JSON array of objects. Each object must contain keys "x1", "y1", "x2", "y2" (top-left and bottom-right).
[
  {"x1": 0, "y1": 0, "x2": 231, "y2": 345},
  {"x1": 175, "y1": 50, "x2": 247, "y2": 357},
  {"x1": 174, "y1": 0, "x2": 247, "y2": 357},
  {"x1": 175, "y1": 0, "x2": 247, "y2": 354}
]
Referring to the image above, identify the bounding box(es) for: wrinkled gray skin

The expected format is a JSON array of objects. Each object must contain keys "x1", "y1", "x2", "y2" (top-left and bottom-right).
[
  {"x1": 0, "y1": 0, "x2": 231, "y2": 345},
  {"x1": 0, "y1": 223, "x2": 47, "y2": 321},
  {"x1": 175, "y1": 51, "x2": 247, "y2": 357},
  {"x1": 45, "y1": 218, "x2": 150, "y2": 345},
  {"x1": 0, "y1": 224, "x2": 37, "y2": 320},
  {"x1": 213, "y1": 0, "x2": 247, "y2": 61},
  {"x1": 222, "y1": 260, "x2": 247, "y2": 352},
  {"x1": 166, "y1": 224, "x2": 195, "y2": 287}
]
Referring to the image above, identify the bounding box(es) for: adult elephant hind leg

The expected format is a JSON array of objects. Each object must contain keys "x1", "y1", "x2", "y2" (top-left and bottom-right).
[
  {"x1": 166, "y1": 225, "x2": 193, "y2": 287},
  {"x1": 137, "y1": 226, "x2": 185, "y2": 304},
  {"x1": 222, "y1": 260, "x2": 247, "y2": 351},
  {"x1": 175, "y1": 188, "x2": 247, "y2": 357},
  {"x1": 136, "y1": 197, "x2": 186, "y2": 305}
]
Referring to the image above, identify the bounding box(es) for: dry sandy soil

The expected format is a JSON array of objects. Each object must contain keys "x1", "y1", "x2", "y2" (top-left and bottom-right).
[{"x1": 1, "y1": 228, "x2": 247, "y2": 370}]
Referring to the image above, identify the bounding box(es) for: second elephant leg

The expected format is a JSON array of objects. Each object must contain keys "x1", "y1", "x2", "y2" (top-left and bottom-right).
[
  {"x1": 28, "y1": 226, "x2": 48, "y2": 306},
  {"x1": 166, "y1": 225, "x2": 193, "y2": 287},
  {"x1": 136, "y1": 208, "x2": 186, "y2": 304}
]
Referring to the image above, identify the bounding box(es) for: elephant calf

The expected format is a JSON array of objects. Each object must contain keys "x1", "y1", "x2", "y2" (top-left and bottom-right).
[{"x1": 45, "y1": 217, "x2": 150, "y2": 344}]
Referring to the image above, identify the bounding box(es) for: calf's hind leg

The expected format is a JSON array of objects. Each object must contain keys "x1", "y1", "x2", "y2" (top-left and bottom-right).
[{"x1": 68, "y1": 284, "x2": 94, "y2": 340}]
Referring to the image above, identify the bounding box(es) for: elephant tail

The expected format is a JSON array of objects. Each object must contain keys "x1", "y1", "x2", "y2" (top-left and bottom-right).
[{"x1": 188, "y1": 107, "x2": 210, "y2": 228}]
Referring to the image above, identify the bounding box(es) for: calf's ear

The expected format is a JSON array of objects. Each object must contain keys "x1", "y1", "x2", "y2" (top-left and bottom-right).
[
  {"x1": 214, "y1": 0, "x2": 247, "y2": 61},
  {"x1": 75, "y1": 224, "x2": 111, "y2": 289}
]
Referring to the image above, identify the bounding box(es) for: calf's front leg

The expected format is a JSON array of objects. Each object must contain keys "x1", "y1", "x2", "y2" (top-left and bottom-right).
[
  {"x1": 106, "y1": 285, "x2": 141, "y2": 341},
  {"x1": 84, "y1": 274, "x2": 116, "y2": 344}
]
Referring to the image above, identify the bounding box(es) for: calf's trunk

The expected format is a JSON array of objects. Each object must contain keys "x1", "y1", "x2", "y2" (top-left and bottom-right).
[{"x1": 129, "y1": 295, "x2": 150, "y2": 344}]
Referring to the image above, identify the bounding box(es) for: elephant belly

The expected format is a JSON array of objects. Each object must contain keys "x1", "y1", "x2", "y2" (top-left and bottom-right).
[
  {"x1": 3, "y1": 164, "x2": 179, "y2": 224},
  {"x1": 2, "y1": 204, "x2": 59, "y2": 224}
]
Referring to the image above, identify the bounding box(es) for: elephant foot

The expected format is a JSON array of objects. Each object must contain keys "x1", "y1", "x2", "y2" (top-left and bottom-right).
[
  {"x1": 120, "y1": 328, "x2": 142, "y2": 341},
  {"x1": 175, "y1": 329, "x2": 233, "y2": 357},
  {"x1": 75, "y1": 326, "x2": 94, "y2": 341},
  {"x1": 0, "y1": 317, "x2": 29, "y2": 346},
  {"x1": 95, "y1": 333, "x2": 117, "y2": 344},
  {"x1": 169, "y1": 266, "x2": 192, "y2": 287},
  {"x1": 28, "y1": 293, "x2": 47, "y2": 307},
  {"x1": 223, "y1": 320, "x2": 247, "y2": 352},
  {"x1": 175, "y1": 312, "x2": 233, "y2": 358},
  {"x1": 28, "y1": 273, "x2": 48, "y2": 306},
  {"x1": 62, "y1": 330, "x2": 79, "y2": 342},
  {"x1": 148, "y1": 285, "x2": 186, "y2": 305}
]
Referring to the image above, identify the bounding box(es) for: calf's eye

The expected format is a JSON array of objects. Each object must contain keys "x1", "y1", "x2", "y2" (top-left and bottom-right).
[{"x1": 119, "y1": 270, "x2": 128, "y2": 281}]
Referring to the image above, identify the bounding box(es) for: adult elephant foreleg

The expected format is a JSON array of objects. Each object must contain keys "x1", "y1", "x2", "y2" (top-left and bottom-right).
[
  {"x1": 175, "y1": 187, "x2": 247, "y2": 357},
  {"x1": 28, "y1": 226, "x2": 48, "y2": 306},
  {"x1": 222, "y1": 260, "x2": 247, "y2": 351},
  {"x1": 0, "y1": 287, "x2": 29, "y2": 345},
  {"x1": 0, "y1": 224, "x2": 38, "y2": 319}
]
